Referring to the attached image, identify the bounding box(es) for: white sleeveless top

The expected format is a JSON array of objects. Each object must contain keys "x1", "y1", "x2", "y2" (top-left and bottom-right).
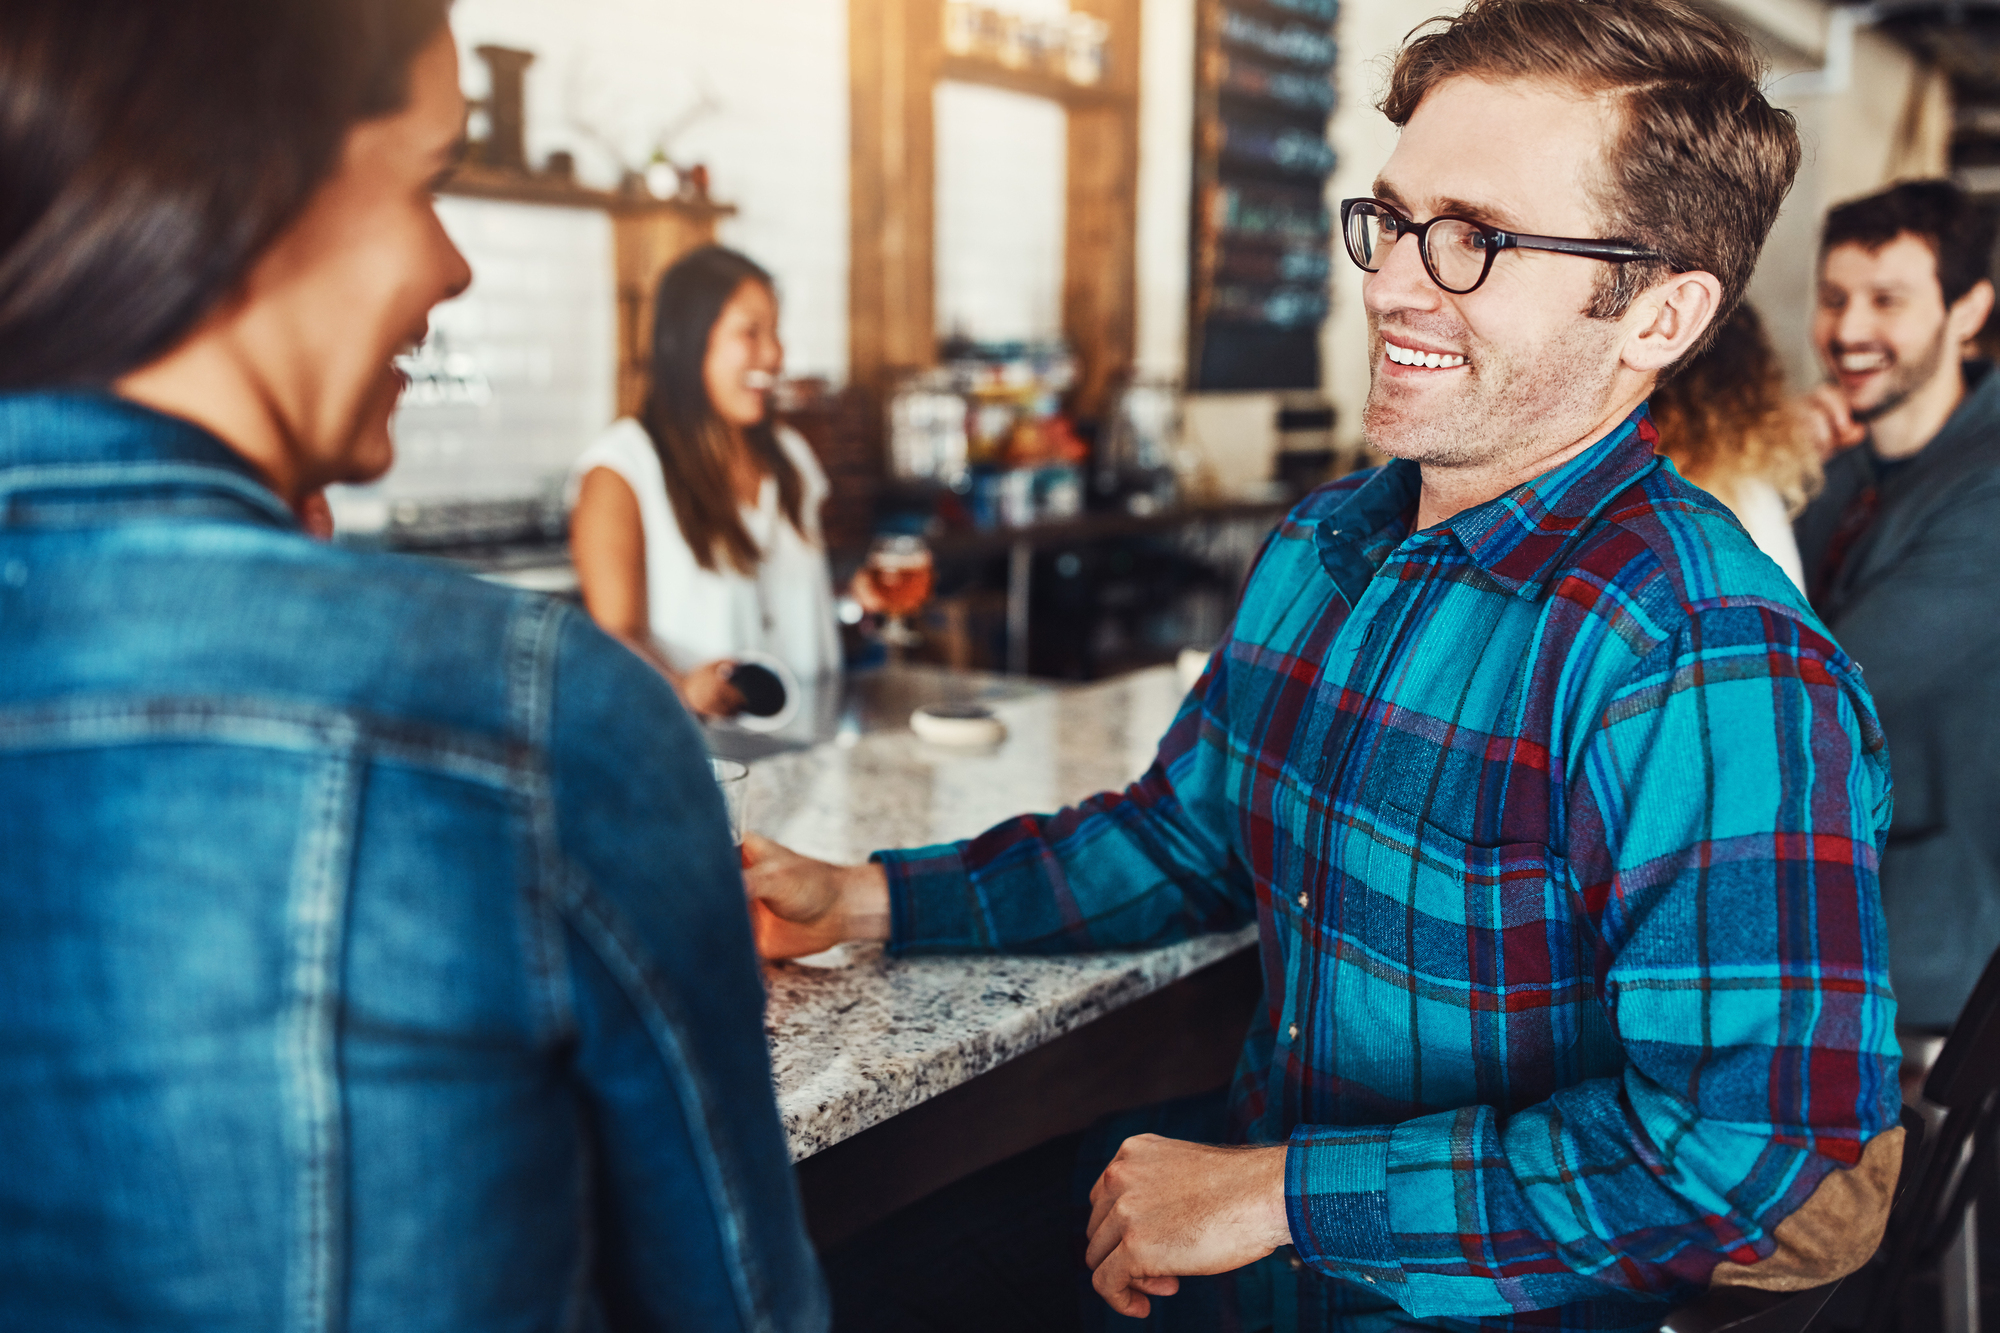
[{"x1": 566, "y1": 418, "x2": 842, "y2": 682}]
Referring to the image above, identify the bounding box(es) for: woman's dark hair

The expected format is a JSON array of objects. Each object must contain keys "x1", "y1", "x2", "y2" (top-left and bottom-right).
[
  {"x1": 0, "y1": 0, "x2": 452, "y2": 388},
  {"x1": 1822, "y1": 180, "x2": 1999, "y2": 308},
  {"x1": 643, "y1": 246, "x2": 804, "y2": 574}
]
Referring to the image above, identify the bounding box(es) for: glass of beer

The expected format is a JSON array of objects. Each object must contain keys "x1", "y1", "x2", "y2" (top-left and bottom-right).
[{"x1": 865, "y1": 533, "x2": 934, "y2": 649}]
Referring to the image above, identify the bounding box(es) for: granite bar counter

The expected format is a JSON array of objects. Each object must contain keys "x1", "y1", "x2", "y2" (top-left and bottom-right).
[{"x1": 721, "y1": 664, "x2": 1260, "y2": 1238}]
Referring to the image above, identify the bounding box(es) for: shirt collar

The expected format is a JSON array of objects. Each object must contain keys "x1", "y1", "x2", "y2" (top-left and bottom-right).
[{"x1": 1323, "y1": 404, "x2": 1663, "y2": 602}]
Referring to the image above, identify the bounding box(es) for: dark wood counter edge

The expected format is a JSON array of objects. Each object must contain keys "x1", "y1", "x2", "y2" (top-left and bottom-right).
[
  {"x1": 794, "y1": 944, "x2": 1262, "y2": 1249},
  {"x1": 920, "y1": 500, "x2": 1292, "y2": 561}
]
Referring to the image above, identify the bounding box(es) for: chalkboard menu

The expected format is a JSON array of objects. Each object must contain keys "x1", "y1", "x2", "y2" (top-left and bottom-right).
[{"x1": 1189, "y1": 0, "x2": 1337, "y2": 391}]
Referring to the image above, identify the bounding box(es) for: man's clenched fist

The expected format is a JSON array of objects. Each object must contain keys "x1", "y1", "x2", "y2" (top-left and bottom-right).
[{"x1": 1084, "y1": 1134, "x2": 1292, "y2": 1319}]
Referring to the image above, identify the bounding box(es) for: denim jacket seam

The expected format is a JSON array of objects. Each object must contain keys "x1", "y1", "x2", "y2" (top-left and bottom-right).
[
  {"x1": 509, "y1": 596, "x2": 579, "y2": 1047},
  {"x1": 554, "y1": 867, "x2": 780, "y2": 1332},
  {"x1": 0, "y1": 460, "x2": 293, "y2": 525},
  {"x1": 0, "y1": 695, "x2": 535, "y2": 788},
  {"x1": 279, "y1": 745, "x2": 366, "y2": 1333}
]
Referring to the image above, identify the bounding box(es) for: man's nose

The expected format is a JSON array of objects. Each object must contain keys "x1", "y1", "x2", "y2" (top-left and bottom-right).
[
  {"x1": 1362, "y1": 232, "x2": 1441, "y2": 317},
  {"x1": 1832, "y1": 300, "x2": 1878, "y2": 349}
]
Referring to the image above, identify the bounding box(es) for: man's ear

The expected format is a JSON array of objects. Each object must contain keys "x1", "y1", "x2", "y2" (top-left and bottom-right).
[
  {"x1": 1619, "y1": 270, "x2": 1723, "y2": 374},
  {"x1": 1948, "y1": 277, "x2": 1994, "y2": 345}
]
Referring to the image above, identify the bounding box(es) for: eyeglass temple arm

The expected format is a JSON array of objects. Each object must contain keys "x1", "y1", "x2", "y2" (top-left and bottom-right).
[{"x1": 1495, "y1": 231, "x2": 1664, "y2": 263}]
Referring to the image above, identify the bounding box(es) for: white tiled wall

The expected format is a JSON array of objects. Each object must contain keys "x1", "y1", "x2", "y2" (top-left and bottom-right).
[
  {"x1": 445, "y1": 0, "x2": 850, "y2": 382},
  {"x1": 333, "y1": 0, "x2": 851, "y2": 517},
  {"x1": 333, "y1": 0, "x2": 1215, "y2": 513},
  {"x1": 328, "y1": 198, "x2": 614, "y2": 520}
]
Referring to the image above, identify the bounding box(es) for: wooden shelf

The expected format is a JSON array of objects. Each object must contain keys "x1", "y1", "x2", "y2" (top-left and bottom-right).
[
  {"x1": 440, "y1": 164, "x2": 736, "y2": 220},
  {"x1": 937, "y1": 54, "x2": 1136, "y2": 108}
]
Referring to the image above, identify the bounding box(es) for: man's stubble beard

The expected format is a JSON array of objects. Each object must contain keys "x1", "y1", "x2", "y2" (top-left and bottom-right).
[
  {"x1": 1848, "y1": 320, "x2": 1949, "y2": 425},
  {"x1": 1362, "y1": 315, "x2": 1625, "y2": 471}
]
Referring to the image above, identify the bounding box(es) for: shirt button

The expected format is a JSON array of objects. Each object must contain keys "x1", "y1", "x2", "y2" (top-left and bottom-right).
[
  {"x1": 1288, "y1": 1022, "x2": 1299, "y2": 1040},
  {"x1": 1287, "y1": 1253, "x2": 1304, "y2": 1271},
  {"x1": 1364, "y1": 1275, "x2": 1377, "y2": 1285},
  {"x1": 1296, "y1": 891, "x2": 1308, "y2": 909}
]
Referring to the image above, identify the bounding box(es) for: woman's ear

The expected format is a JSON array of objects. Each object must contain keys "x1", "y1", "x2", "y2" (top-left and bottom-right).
[{"x1": 1619, "y1": 270, "x2": 1723, "y2": 375}]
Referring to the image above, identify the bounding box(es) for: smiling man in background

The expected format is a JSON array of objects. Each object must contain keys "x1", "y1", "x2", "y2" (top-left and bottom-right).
[
  {"x1": 749, "y1": 2, "x2": 1903, "y2": 1330},
  {"x1": 1796, "y1": 181, "x2": 2000, "y2": 1034}
]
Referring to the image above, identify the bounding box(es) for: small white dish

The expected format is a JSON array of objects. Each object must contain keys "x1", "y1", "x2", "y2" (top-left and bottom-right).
[{"x1": 910, "y1": 703, "x2": 1008, "y2": 747}]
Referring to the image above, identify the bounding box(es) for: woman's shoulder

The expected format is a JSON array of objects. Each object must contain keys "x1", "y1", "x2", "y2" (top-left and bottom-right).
[
  {"x1": 576, "y1": 417, "x2": 659, "y2": 471},
  {"x1": 569, "y1": 417, "x2": 661, "y2": 490},
  {"x1": 566, "y1": 417, "x2": 666, "y2": 514}
]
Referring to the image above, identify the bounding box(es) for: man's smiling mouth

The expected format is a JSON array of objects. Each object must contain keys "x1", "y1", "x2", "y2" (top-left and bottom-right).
[{"x1": 1383, "y1": 337, "x2": 1468, "y2": 369}]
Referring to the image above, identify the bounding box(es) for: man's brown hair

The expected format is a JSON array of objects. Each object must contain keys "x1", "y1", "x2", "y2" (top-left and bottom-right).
[{"x1": 1381, "y1": 0, "x2": 1800, "y2": 343}]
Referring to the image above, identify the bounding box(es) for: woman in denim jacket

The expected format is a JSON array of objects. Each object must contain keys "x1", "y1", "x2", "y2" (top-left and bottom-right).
[{"x1": 0, "y1": 4, "x2": 824, "y2": 1330}]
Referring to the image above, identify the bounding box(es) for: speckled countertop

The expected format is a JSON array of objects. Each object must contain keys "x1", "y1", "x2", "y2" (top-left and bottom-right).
[{"x1": 727, "y1": 665, "x2": 1258, "y2": 1161}]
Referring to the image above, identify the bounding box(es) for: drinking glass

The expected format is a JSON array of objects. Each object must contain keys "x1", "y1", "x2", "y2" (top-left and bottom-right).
[
  {"x1": 709, "y1": 757, "x2": 750, "y2": 845},
  {"x1": 865, "y1": 534, "x2": 934, "y2": 649}
]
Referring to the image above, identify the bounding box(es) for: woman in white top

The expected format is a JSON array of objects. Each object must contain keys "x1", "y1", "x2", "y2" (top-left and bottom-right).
[
  {"x1": 568, "y1": 246, "x2": 840, "y2": 716},
  {"x1": 1649, "y1": 302, "x2": 1821, "y2": 592}
]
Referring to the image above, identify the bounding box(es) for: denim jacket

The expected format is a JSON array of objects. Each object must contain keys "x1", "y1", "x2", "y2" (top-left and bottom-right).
[{"x1": 0, "y1": 393, "x2": 827, "y2": 1333}]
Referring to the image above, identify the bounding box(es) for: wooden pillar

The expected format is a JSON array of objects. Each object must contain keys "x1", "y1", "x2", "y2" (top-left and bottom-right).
[
  {"x1": 849, "y1": 0, "x2": 1140, "y2": 421},
  {"x1": 1064, "y1": 0, "x2": 1141, "y2": 419},
  {"x1": 849, "y1": 0, "x2": 940, "y2": 416}
]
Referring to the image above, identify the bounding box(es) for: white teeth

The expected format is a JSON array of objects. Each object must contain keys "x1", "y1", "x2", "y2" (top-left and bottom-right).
[
  {"x1": 744, "y1": 369, "x2": 776, "y2": 390},
  {"x1": 1384, "y1": 342, "x2": 1466, "y2": 368},
  {"x1": 1839, "y1": 352, "x2": 1888, "y2": 373}
]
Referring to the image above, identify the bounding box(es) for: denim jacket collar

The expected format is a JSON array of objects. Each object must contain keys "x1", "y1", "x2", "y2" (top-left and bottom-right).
[
  {"x1": 1319, "y1": 404, "x2": 1661, "y2": 602},
  {"x1": 0, "y1": 390, "x2": 295, "y2": 530}
]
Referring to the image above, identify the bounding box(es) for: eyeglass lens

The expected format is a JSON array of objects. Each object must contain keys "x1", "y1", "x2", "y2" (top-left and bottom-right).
[{"x1": 1346, "y1": 205, "x2": 1492, "y2": 293}]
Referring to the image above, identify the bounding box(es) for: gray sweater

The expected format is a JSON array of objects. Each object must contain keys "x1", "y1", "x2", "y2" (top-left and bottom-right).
[{"x1": 1796, "y1": 362, "x2": 2000, "y2": 1028}]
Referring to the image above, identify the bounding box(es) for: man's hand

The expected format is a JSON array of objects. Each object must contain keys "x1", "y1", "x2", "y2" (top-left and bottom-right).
[
  {"x1": 1799, "y1": 383, "x2": 1867, "y2": 460},
  {"x1": 1084, "y1": 1135, "x2": 1292, "y2": 1319},
  {"x1": 741, "y1": 834, "x2": 891, "y2": 958}
]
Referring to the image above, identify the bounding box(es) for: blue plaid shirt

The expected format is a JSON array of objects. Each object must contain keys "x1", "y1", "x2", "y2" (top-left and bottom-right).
[{"x1": 878, "y1": 408, "x2": 1900, "y2": 1331}]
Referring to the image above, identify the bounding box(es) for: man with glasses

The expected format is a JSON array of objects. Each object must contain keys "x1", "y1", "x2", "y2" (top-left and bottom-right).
[{"x1": 750, "y1": 2, "x2": 1903, "y2": 1329}]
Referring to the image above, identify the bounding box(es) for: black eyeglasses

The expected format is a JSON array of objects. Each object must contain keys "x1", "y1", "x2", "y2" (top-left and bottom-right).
[{"x1": 1340, "y1": 198, "x2": 1667, "y2": 295}]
